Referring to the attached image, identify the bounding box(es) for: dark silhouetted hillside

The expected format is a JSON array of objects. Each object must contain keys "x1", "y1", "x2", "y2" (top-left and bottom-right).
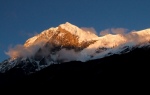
[{"x1": 0, "y1": 46, "x2": 150, "y2": 88}]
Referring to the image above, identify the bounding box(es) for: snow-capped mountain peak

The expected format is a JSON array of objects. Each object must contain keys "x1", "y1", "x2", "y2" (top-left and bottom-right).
[
  {"x1": 24, "y1": 22, "x2": 98, "y2": 47},
  {"x1": 1, "y1": 22, "x2": 150, "y2": 74},
  {"x1": 58, "y1": 22, "x2": 78, "y2": 35},
  {"x1": 58, "y1": 22, "x2": 98, "y2": 42}
]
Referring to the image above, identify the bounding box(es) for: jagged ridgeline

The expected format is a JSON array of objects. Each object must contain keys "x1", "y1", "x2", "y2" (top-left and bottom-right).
[{"x1": 1, "y1": 22, "x2": 150, "y2": 75}]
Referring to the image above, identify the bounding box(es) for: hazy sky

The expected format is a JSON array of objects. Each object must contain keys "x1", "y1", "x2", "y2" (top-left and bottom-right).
[{"x1": 1, "y1": 0, "x2": 150, "y2": 61}]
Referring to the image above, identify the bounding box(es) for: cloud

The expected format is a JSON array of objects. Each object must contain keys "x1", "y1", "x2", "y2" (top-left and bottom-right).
[
  {"x1": 81, "y1": 27, "x2": 97, "y2": 34},
  {"x1": 5, "y1": 45, "x2": 26, "y2": 58},
  {"x1": 5, "y1": 44, "x2": 40, "y2": 59},
  {"x1": 111, "y1": 28, "x2": 128, "y2": 34},
  {"x1": 100, "y1": 28, "x2": 128, "y2": 36},
  {"x1": 19, "y1": 31, "x2": 39, "y2": 37},
  {"x1": 99, "y1": 29, "x2": 110, "y2": 36},
  {"x1": 27, "y1": 32, "x2": 39, "y2": 37},
  {"x1": 57, "y1": 49, "x2": 79, "y2": 62}
]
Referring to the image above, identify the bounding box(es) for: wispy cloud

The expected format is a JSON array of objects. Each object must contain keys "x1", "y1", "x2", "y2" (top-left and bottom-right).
[
  {"x1": 81, "y1": 27, "x2": 97, "y2": 35},
  {"x1": 26, "y1": 32, "x2": 39, "y2": 37},
  {"x1": 19, "y1": 31, "x2": 39, "y2": 37},
  {"x1": 5, "y1": 44, "x2": 40, "y2": 59},
  {"x1": 100, "y1": 28, "x2": 128, "y2": 36}
]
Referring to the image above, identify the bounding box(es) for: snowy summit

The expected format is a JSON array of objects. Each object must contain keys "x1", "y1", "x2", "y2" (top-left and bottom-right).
[{"x1": 1, "y1": 22, "x2": 150, "y2": 73}]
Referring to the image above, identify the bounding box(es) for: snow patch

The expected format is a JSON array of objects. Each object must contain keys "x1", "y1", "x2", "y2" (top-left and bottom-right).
[{"x1": 59, "y1": 22, "x2": 98, "y2": 42}]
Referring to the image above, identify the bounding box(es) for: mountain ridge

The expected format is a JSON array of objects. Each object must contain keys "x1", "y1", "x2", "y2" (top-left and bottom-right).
[
  {"x1": 0, "y1": 22, "x2": 150, "y2": 89},
  {"x1": 0, "y1": 46, "x2": 149, "y2": 88},
  {"x1": 1, "y1": 22, "x2": 150, "y2": 74}
]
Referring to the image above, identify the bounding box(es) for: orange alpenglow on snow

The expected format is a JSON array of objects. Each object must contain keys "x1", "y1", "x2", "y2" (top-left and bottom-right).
[{"x1": 5, "y1": 22, "x2": 150, "y2": 62}]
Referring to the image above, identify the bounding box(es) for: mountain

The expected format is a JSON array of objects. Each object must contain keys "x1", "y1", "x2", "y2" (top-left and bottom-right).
[{"x1": 0, "y1": 22, "x2": 150, "y2": 88}]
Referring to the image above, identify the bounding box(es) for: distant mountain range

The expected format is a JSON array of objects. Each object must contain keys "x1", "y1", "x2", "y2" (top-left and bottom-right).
[{"x1": 0, "y1": 22, "x2": 150, "y2": 88}]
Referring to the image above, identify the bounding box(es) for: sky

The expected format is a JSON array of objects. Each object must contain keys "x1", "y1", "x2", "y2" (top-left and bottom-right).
[{"x1": 1, "y1": 0, "x2": 150, "y2": 62}]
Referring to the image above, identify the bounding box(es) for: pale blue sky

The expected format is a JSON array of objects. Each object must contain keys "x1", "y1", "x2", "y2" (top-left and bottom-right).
[{"x1": 1, "y1": 0, "x2": 150, "y2": 61}]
